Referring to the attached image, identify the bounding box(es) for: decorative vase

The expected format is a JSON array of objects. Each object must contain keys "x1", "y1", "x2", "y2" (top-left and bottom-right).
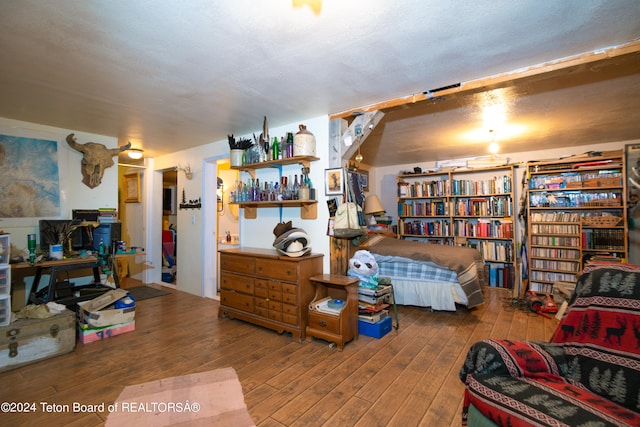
[
  {"x1": 293, "y1": 124, "x2": 316, "y2": 157},
  {"x1": 230, "y1": 149, "x2": 244, "y2": 167}
]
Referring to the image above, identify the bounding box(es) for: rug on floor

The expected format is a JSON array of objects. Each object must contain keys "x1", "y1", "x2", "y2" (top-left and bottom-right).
[
  {"x1": 125, "y1": 286, "x2": 170, "y2": 301},
  {"x1": 105, "y1": 367, "x2": 255, "y2": 426}
]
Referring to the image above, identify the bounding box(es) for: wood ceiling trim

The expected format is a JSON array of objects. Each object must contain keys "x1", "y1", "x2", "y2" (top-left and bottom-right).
[{"x1": 329, "y1": 39, "x2": 640, "y2": 120}]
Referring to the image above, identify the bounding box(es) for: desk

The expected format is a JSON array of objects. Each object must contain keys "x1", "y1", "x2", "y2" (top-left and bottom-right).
[{"x1": 13, "y1": 256, "x2": 119, "y2": 305}]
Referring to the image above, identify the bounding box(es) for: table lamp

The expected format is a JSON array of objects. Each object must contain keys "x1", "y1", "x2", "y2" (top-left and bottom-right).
[{"x1": 364, "y1": 195, "x2": 385, "y2": 225}]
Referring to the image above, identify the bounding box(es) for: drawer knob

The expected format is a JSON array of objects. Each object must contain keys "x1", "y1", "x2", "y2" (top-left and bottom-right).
[{"x1": 319, "y1": 320, "x2": 327, "y2": 327}]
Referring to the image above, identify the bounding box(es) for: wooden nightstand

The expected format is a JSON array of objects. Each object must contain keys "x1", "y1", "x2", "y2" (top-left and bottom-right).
[{"x1": 306, "y1": 274, "x2": 359, "y2": 350}]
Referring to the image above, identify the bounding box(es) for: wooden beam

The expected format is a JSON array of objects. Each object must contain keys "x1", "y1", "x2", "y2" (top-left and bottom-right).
[
  {"x1": 329, "y1": 40, "x2": 640, "y2": 120},
  {"x1": 339, "y1": 111, "x2": 385, "y2": 165}
]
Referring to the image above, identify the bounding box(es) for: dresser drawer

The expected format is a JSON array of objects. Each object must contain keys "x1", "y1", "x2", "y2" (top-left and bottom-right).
[
  {"x1": 254, "y1": 297, "x2": 268, "y2": 309},
  {"x1": 256, "y1": 259, "x2": 297, "y2": 281},
  {"x1": 268, "y1": 300, "x2": 282, "y2": 312},
  {"x1": 220, "y1": 290, "x2": 254, "y2": 312},
  {"x1": 268, "y1": 311, "x2": 283, "y2": 322},
  {"x1": 282, "y1": 313, "x2": 297, "y2": 325},
  {"x1": 282, "y1": 303, "x2": 297, "y2": 317},
  {"x1": 220, "y1": 272, "x2": 254, "y2": 294},
  {"x1": 282, "y1": 283, "x2": 297, "y2": 304},
  {"x1": 269, "y1": 289, "x2": 282, "y2": 301},
  {"x1": 220, "y1": 253, "x2": 256, "y2": 275},
  {"x1": 254, "y1": 279, "x2": 269, "y2": 298},
  {"x1": 308, "y1": 311, "x2": 340, "y2": 334}
]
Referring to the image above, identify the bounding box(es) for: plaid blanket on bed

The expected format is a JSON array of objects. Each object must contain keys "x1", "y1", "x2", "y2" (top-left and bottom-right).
[{"x1": 373, "y1": 254, "x2": 458, "y2": 283}]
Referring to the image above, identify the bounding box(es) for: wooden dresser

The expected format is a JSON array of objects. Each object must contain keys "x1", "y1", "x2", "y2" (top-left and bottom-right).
[{"x1": 218, "y1": 247, "x2": 323, "y2": 342}]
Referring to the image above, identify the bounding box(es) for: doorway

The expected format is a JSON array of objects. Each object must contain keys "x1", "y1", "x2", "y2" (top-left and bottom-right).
[{"x1": 161, "y1": 170, "x2": 177, "y2": 284}]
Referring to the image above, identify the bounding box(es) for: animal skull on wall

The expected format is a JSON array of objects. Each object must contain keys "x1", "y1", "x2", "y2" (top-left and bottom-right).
[{"x1": 66, "y1": 133, "x2": 131, "y2": 188}]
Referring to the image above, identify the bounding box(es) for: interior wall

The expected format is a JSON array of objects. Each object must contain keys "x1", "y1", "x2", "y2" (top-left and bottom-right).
[
  {"x1": 0, "y1": 117, "x2": 119, "y2": 305},
  {"x1": 0, "y1": 117, "x2": 118, "y2": 251},
  {"x1": 237, "y1": 115, "x2": 331, "y2": 274}
]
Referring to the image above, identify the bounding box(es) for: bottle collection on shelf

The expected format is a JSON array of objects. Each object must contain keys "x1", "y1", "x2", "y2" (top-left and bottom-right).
[{"x1": 231, "y1": 174, "x2": 310, "y2": 203}]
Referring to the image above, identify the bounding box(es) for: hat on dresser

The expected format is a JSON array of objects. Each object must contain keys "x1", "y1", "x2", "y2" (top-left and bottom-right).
[{"x1": 272, "y1": 222, "x2": 311, "y2": 257}]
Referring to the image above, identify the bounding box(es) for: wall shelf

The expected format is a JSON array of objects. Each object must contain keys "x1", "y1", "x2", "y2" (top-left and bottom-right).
[
  {"x1": 231, "y1": 155, "x2": 320, "y2": 219},
  {"x1": 231, "y1": 200, "x2": 318, "y2": 219}
]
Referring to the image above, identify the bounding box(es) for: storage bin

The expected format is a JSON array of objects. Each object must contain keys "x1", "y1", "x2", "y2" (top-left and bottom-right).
[
  {"x1": 0, "y1": 265, "x2": 10, "y2": 296},
  {"x1": 0, "y1": 295, "x2": 10, "y2": 327},
  {"x1": 0, "y1": 234, "x2": 9, "y2": 265},
  {"x1": 358, "y1": 315, "x2": 392, "y2": 339}
]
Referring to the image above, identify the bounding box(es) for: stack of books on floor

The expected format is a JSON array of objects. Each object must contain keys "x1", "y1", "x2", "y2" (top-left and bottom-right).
[{"x1": 358, "y1": 284, "x2": 393, "y2": 338}]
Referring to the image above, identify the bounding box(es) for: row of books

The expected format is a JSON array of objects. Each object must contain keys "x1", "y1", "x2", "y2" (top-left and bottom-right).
[
  {"x1": 581, "y1": 229, "x2": 625, "y2": 251},
  {"x1": 451, "y1": 175, "x2": 512, "y2": 195},
  {"x1": 452, "y1": 196, "x2": 513, "y2": 217},
  {"x1": 453, "y1": 219, "x2": 513, "y2": 239},
  {"x1": 485, "y1": 263, "x2": 515, "y2": 289}
]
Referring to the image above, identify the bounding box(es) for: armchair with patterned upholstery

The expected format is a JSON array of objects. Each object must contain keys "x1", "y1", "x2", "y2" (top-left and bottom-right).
[{"x1": 459, "y1": 263, "x2": 640, "y2": 426}]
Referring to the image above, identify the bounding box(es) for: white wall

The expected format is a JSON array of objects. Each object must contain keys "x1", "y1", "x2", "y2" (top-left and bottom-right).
[
  {"x1": 147, "y1": 115, "x2": 332, "y2": 298},
  {"x1": 0, "y1": 117, "x2": 119, "y2": 304},
  {"x1": 0, "y1": 117, "x2": 119, "y2": 251},
  {"x1": 236, "y1": 115, "x2": 332, "y2": 273}
]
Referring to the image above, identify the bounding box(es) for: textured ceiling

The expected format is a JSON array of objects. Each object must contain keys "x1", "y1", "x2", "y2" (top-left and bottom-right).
[{"x1": 0, "y1": 0, "x2": 639, "y2": 166}]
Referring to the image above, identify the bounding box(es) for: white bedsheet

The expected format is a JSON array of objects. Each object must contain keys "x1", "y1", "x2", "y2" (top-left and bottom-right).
[{"x1": 391, "y1": 278, "x2": 468, "y2": 311}]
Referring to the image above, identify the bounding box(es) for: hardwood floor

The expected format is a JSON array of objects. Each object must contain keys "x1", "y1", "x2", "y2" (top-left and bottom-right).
[{"x1": 0, "y1": 284, "x2": 558, "y2": 427}]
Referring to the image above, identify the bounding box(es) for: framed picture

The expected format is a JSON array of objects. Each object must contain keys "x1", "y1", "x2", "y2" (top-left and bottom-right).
[
  {"x1": 324, "y1": 168, "x2": 344, "y2": 195},
  {"x1": 358, "y1": 169, "x2": 369, "y2": 192},
  {"x1": 124, "y1": 173, "x2": 141, "y2": 203}
]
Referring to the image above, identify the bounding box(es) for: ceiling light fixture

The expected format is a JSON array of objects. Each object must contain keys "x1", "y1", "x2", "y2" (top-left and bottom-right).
[
  {"x1": 128, "y1": 148, "x2": 144, "y2": 159},
  {"x1": 355, "y1": 146, "x2": 363, "y2": 163},
  {"x1": 488, "y1": 130, "x2": 499, "y2": 154}
]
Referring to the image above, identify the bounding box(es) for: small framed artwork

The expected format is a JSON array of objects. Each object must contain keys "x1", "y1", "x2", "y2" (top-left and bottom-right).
[
  {"x1": 325, "y1": 168, "x2": 344, "y2": 195},
  {"x1": 124, "y1": 173, "x2": 141, "y2": 203},
  {"x1": 358, "y1": 169, "x2": 369, "y2": 192}
]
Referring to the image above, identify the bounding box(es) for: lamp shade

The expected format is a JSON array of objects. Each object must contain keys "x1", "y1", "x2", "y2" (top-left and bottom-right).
[{"x1": 364, "y1": 195, "x2": 385, "y2": 216}]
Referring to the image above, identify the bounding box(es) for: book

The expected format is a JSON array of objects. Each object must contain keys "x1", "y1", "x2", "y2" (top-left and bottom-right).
[
  {"x1": 358, "y1": 292, "x2": 393, "y2": 305},
  {"x1": 358, "y1": 284, "x2": 393, "y2": 297},
  {"x1": 358, "y1": 310, "x2": 388, "y2": 324}
]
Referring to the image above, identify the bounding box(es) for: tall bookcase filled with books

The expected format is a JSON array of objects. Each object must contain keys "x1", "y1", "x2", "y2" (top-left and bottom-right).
[
  {"x1": 527, "y1": 151, "x2": 628, "y2": 293},
  {"x1": 397, "y1": 165, "x2": 517, "y2": 289},
  {"x1": 450, "y1": 166, "x2": 516, "y2": 289},
  {"x1": 397, "y1": 170, "x2": 451, "y2": 244}
]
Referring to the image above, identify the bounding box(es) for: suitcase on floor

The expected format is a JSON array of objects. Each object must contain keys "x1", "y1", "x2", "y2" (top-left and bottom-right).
[{"x1": 0, "y1": 308, "x2": 76, "y2": 372}]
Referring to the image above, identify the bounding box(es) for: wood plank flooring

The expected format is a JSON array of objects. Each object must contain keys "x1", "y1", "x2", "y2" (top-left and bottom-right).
[{"x1": 0, "y1": 284, "x2": 558, "y2": 427}]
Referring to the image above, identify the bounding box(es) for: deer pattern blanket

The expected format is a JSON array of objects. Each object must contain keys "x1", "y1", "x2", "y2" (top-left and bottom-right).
[{"x1": 460, "y1": 263, "x2": 640, "y2": 426}]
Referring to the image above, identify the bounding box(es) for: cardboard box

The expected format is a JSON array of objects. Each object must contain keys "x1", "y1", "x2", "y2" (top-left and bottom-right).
[
  {"x1": 77, "y1": 289, "x2": 135, "y2": 328},
  {"x1": 358, "y1": 316, "x2": 392, "y2": 339},
  {"x1": 78, "y1": 321, "x2": 135, "y2": 344}
]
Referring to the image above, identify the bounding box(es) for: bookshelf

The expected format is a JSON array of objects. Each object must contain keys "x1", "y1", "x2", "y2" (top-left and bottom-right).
[
  {"x1": 526, "y1": 150, "x2": 628, "y2": 293},
  {"x1": 397, "y1": 165, "x2": 517, "y2": 289}
]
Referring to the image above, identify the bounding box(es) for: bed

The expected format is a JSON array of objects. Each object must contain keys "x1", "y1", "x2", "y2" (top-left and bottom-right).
[{"x1": 352, "y1": 235, "x2": 485, "y2": 311}]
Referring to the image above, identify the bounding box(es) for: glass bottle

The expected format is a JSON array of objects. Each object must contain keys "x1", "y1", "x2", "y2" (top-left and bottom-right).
[
  {"x1": 286, "y1": 132, "x2": 294, "y2": 158},
  {"x1": 272, "y1": 137, "x2": 279, "y2": 161},
  {"x1": 293, "y1": 174, "x2": 300, "y2": 200}
]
